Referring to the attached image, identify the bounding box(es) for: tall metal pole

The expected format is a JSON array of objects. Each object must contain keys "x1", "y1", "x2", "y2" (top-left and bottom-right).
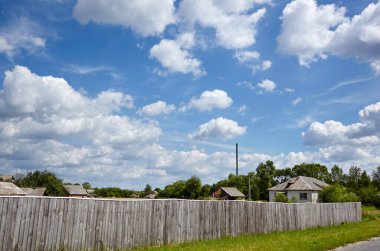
[
  {"x1": 236, "y1": 143, "x2": 238, "y2": 176},
  {"x1": 248, "y1": 175, "x2": 251, "y2": 200}
]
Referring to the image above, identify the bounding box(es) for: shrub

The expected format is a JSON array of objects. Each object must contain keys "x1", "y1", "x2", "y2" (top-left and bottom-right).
[
  {"x1": 320, "y1": 184, "x2": 360, "y2": 203},
  {"x1": 275, "y1": 193, "x2": 288, "y2": 203}
]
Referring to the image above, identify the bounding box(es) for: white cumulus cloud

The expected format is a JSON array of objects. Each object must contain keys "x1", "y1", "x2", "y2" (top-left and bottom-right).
[
  {"x1": 73, "y1": 0, "x2": 176, "y2": 36},
  {"x1": 178, "y1": 0, "x2": 267, "y2": 49},
  {"x1": 278, "y1": 0, "x2": 380, "y2": 73},
  {"x1": 138, "y1": 101, "x2": 175, "y2": 117},
  {"x1": 257, "y1": 79, "x2": 276, "y2": 92},
  {"x1": 150, "y1": 33, "x2": 206, "y2": 77},
  {"x1": 189, "y1": 117, "x2": 247, "y2": 140},
  {"x1": 180, "y1": 89, "x2": 233, "y2": 112}
]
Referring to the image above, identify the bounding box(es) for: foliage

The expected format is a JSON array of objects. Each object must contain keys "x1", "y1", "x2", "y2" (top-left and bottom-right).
[
  {"x1": 15, "y1": 170, "x2": 67, "y2": 196},
  {"x1": 372, "y1": 166, "x2": 380, "y2": 191},
  {"x1": 356, "y1": 185, "x2": 379, "y2": 205},
  {"x1": 320, "y1": 184, "x2": 360, "y2": 203},
  {"x1": 93, "y1": 187, "x2": 139, "y2": 198},
  {"x1": 330, "y1": 165, "x2": 345, "y2": 184},
  {"x1": 274, "y1": 193, "x2": 288, "y2": 203},
  {"x1": 292, "y1": 163, "x2": 331, "y2": 183},
  {"x1": 143, "y1": 184, "x2": 152, "y2": 196},
  {"x1": 82, "y1": 182, "x2": 91, "y2": 190},
  {"x1": 256, "y1": 160, "x2": 276, "y2": 200}
]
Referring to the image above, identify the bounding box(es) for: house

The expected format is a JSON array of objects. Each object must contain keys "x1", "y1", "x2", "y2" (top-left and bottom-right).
[
  {"x1": 0, "y1": 182, "x2": 26, "y2": 196},
  {"x1": 268, "y1": 176, "x2": 329, "y2": 203},
  {"x1": 21, "y1": 187, "x2": 46, "y2": 196},
  {"x1": 145, "y1": 190, "x2": 158, "y2": 199},
  {"x1": 212, "y1": 187, "x2": 246, "y2": 200},
  {"x1": 0, "y1": 175, "x2": 15, "y2": 183},
  {"x1": 63, "y1": 185, "x2": 90, "y2": 198}
]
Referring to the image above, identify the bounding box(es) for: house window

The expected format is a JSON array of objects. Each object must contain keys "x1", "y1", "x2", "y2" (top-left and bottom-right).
[{"x1": 300, "y1": 193, "x2": 307, "y2": 200}]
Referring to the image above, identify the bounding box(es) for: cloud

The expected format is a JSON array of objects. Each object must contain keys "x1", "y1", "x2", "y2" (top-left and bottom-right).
[
  {"x1": 0, "y1": 17, "x2": 45, "y2": 58},
  {"x1": 189, "y1": 117, "x2": 247, "y2": 140},
  {"x1": 261, "y1": 60, "x2": 272, "y2": 70},
  {"x1": 302, "y1": 102, "x2": 380, "y2": 146},
  {"x1": 292, "y1": 97, "x2": 302, "y2": 106},
  {"x1": 235, "y1": 50, "x2": 260, "y2": 64},
  {"x1": 180, "y1": 89, "x2": 233, "y2": 112},
  {"x1": 278, "y1": 0, "x2": 380, "y2": 73},
  {"x1": 73, "y1": 0, "x2": 176, "y2": 36},
  {"x1": 138, "y1": 101, "x2": 175, "y2": 117},
  {"x1": 178, "y1": 0, "x2": 267, "y2": 49},
  {"x1": 150, "y1": 33, "x2": 206, "y2": 77},
  {"x1": 257, "y1": 79, "x2": 276, "y2": 92},
  {"x1": 288, "y1": 115, "x2": 313, "y2": 129},
  {"x1": 237, "y1": 105, "x2": 248, "y2": 115}
]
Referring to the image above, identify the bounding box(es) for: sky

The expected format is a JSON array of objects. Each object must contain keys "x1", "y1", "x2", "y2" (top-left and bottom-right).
[{"x1": 0, "y1": 0, "x2": 380, "y2": 189}]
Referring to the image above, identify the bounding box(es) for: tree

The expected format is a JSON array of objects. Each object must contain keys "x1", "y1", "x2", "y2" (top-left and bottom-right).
[
  {"x1": 347, "y1": 166, "x2": 362, "y2": 190},
  {"x1": 320, "y1": 184, "x2": 360, "y2": 203},
  {"x1": 256, "y1": 160, "x2": 276, "y2": 200},
  {"x1": 274, "y1": 193, "x2": 288, "y2": 203},
  {"x1": 358, "y1": 171, "x2": 371, "y2": 188},
  {"x1": 274, "y1": 168, "x2": 293, "y2": 183},
  {"x1": 292, "y1": 163, "x2": 331, "y2": 183},
  {"x1": 82, "y1": 182, "x2": 91, "y2": 190},
  {"x1": 183, "y1": 176, "x2": 202, "y2": 199},
  {"x1": 143, "y1": 184, "x2": 152, "y2": 196},
  {"x1": 330, "y1": 165, "x2": 345, "y2": 184},
  {"x1": 372, "y1": 166, "x2": 380, "y2": 191},
  {"x1": 356, "y1": 185, "x2": 378, "y2": 206},
  {"x1": 200, "y1": 184, "x2": 212, "y2": 198},
  {"x1": 16, "y1": 170, "x2": 67, "y2": 196}
]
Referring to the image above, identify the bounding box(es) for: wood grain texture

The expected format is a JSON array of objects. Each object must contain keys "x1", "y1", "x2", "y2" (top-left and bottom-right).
[{"x1": 0, "y1": 197, "x2": 361, "y2": 250}]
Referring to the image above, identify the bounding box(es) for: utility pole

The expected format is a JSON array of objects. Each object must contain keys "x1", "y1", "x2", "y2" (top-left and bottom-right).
[
  {"x1": 235, "y1": 143, "x2": 238, "y2": 176},
  {"x1": 248, "y1": 175, "x2": 251, "y2": 200}
]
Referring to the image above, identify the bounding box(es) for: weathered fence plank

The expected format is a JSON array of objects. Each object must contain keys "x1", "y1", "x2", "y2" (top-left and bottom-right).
[{"x1": 0, "y1": 197, "x2": 361, "y2": 251}]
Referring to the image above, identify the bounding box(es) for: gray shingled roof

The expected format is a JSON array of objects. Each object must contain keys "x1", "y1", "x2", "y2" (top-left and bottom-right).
[
  {"x1": 21, "y1": 187, "x2": 46, "y2": 196},
  {"x1": 0, "y1": 182, "x2": 26, "y2": 195},
  {"x1": 268, "y1": 176, "x2": 329, "y2": 191},
  {"x1": 64, "y1": 185, "x2": 88, "y2": 195},
  {"x1": 221, "y1": 187, "x2": 246, "y2": 198}
]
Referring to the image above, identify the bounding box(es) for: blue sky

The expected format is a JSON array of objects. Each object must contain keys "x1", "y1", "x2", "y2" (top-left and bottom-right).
[{"x1": 0, "y1": 0, "x2": 380, "y2": 189}]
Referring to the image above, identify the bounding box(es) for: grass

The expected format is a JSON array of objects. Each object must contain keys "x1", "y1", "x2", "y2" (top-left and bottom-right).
[{"x1": 135, "y1": 207, "x2": 380, "y2": 251}]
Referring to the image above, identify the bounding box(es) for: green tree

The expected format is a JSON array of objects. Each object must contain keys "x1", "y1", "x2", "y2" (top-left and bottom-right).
[
  {"x1": 274, "y1": 168, "x2": 293, "y2": 183},
  {"x1": 320, "y1": 184, "x2": 360, "y2": 203},
  {"x1": 347, "y1": 166, "x2": 362, "y2": 190},
  {"x1": 183, "y1": 176, "x2": 202, "y2": 199},
  {"x1": 292, "y1": 163, "x2": 331, "y2": 183},
  {"x1": 143, "y1": 184, "x2": 152, "y2": 196},
  {"x1": 16, "y1": 170, "x2": 67, "y2": 196},
  {"x1": 358, "y1": 170, "x2": 371, "y2": 188},
  {"x1": 82, "y1": 182, "x2": 91, "y2": 190},
  {"x1": 200, "y1": 184, "x2": 212, "y2": 198},
  {"x1": 330, "y1": 165, "x2": 345, "y2": 184},
  {"x1": 356, "y1": 185, "x2": 379, "y2": 206},
  {"x1": 371, "y1": 166, "x2": 380, "y2": 191},
  {"x1": 256, "y1": 160, "x2": 276, "y2": 200}
]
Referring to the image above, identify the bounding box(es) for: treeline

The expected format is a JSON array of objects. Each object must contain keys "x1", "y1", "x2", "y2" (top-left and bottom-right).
[{"x1": 11, "y1": 163, "x2": 380, "y2": 208}]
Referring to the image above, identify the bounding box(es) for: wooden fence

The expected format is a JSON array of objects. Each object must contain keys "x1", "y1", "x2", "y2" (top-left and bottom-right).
[{"x1": 0, "y1": 197, "x2": 361, "y2": 250}]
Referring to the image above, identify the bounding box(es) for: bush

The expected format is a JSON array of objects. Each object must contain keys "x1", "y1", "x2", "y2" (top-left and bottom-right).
[
  {"x1": 320, "y1": 184, "x2": 360, "y2": 203},
  {"x1": 373, "y1": 195, "x2": 380, "y2": 209},
  {"x1": 356, "y1": 186, "x2": 379, "y2": 206},
  {"x1": 275, "y1": 193, "x2": 288, "y2": 202}
]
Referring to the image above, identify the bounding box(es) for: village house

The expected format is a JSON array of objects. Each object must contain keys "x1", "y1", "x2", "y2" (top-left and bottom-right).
[
  {"x1": 145, "y1": 190, "x2": 158, "y2": 199},
  {"x1": 0, "y1": 182, "x2": 26, "y2": 196},
  {"x1": 64, "y1": 184, "x2": 90, "y2": 198},
  {"x1": 21, "y1": 187, "x2": 46, "y2": 196},
  {"x1": 212, "y1": 187, "x2": 246, "y2": 200},
  {"x1": 0, "y1": 175, "x2": 15, "y2": 183},
  {"x1": 268, "y1": 176, "x2": 329, "y2": 203}
]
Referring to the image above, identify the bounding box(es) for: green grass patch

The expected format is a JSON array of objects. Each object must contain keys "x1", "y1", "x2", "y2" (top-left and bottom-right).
[{"x1": 135, "y1": 207, "x2": 380, "y2": 251}]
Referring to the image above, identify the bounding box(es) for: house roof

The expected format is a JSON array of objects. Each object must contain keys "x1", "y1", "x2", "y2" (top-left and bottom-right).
[
  {"x1": 268, "y1": 176, "x2": 329, "y2": 191},
  {"x1": 221, "y1": 187, "x2": 246, "y2": 198},
  {"x1": 0, "y1": 182, "x2": 26, "y2": 195},
  {"x1": 21, "y1": 187, "x2": 46, "y2": 196},
  {"x1": 0, "y1": 175, "x2": 14, "y2": 181},
  {"x1": 63, "y1": 185, "x2": 88, "y2": 195}
]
